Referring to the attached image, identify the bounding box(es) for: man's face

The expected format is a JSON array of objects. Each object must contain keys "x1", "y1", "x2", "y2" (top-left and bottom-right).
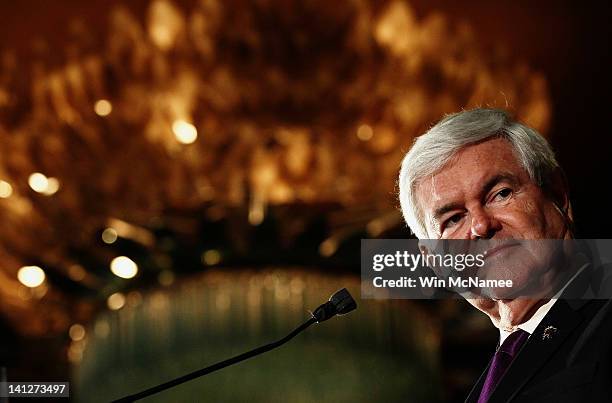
[
  {"x1": 416, "y1": 137, "x2": 567, "y2": 240},
  {"x1": 414, "y1": 137, "x2": 571, "y2": 329}
]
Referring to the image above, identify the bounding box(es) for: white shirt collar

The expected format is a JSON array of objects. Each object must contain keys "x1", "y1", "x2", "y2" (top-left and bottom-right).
[{"x1": 498, "y1": 261, "x2": 588, "y2": 344}]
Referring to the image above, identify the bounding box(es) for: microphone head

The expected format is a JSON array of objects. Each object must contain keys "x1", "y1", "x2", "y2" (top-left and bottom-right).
[
  {"x1": 329, "y1": 288, "x2": 357, "y2": 315},
  {"x1": 312, "y1": 288, "x2": 357, "y2": 323}
]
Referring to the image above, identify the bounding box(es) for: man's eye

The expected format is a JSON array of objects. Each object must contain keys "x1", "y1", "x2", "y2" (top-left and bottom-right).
[
  {"x1": 445, "y1": 214, "x2": 463, "y2": 229},
  {"x1": 492, "y1": 188, "x2": 512, "y2": 201}
]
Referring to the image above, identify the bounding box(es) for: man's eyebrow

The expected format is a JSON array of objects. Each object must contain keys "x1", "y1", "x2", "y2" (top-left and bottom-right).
[
  {"x1": 432, "y1": 173, "x2": 519, "y2": 221},
  {"x1": 433, "y1": 202, "x2": 464, "y2": 221}
]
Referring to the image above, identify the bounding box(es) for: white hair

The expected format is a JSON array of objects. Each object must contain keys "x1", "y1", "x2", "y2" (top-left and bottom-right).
[{"x1": 398, "y1": 108, "x2": 560, "y2": 238}]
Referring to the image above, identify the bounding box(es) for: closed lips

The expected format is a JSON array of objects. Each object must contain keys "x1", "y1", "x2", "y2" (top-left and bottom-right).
[{"x1": 483, "y1": 242, "x2": 520, "y2": 259}]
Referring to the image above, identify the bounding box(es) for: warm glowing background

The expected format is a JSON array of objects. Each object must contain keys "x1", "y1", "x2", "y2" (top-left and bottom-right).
[{"x1": 0, "y1": 1, "x2": 609, "y2": 402}]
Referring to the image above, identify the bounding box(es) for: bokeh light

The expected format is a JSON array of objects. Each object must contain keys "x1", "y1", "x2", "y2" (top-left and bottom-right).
[
  {"x1": 101, "y1": 228, "x2": 118, "y2": 244},
  {"x1": 42, "y1": 177, "x2": 60, "y2": 195},
  {"x1": 201, "y1": 249, "x2": 221, "y2": 266},
  {"x1": 27, "y1": 173, "x2": 60, "y2": 195},
  {"x1": 0, "y1": 180, "x2": 13, "y2": 198},
  {"x1": 17, "y1": 266, "x2": 46, "y2": 288},
  {"x1": 357, "y1": 124, "x2": 374, "y2": 141},
  {"x1": 69, "y1": 324, "x2": 86, "y2": 341},
  {"x1": 172, "y1": 120, "x2": 198, "y2": 144},
  {"x1": 107, "y1": 292, "x2": 126, "y2": 310},
  {"x1": 68, "y1": 265, "x2": 87, "y2": 282},
  {"x1": 94, "y1": 99, "x2": 112, "y2": 116},
  {"x1": 110, "y1": 256, "x2": 138, "y2": 279},
  {"x1": 28, "y1": 173, "x2": 49, "y2": 193}
]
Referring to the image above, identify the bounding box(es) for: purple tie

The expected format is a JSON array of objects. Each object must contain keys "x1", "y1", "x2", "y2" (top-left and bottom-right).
[{"x1": 477, "y1": 329, "x2": 529, "y2": 403}]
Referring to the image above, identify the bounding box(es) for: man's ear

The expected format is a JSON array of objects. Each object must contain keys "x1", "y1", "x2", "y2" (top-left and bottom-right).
[{"x1": 546, "y1": 167, "x2": 573, "y2": 222}]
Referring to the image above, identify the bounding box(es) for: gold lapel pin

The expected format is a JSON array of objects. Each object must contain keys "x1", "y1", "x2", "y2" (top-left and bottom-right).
[{"x1": 542, "y1": 325, "x2": 558, "y2": 340}]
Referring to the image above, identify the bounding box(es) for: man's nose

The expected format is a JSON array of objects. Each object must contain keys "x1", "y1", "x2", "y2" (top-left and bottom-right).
[{"x1": 469, "y1": 208, "x2": 499, "y2": 239}]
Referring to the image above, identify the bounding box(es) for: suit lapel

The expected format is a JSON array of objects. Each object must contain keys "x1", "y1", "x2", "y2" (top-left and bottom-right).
[
  {"x1": 464, "y1": 357, "x2": 492, "y2": 403},
  {"x1": 487, "y1": 299, "x2": 588, "y2": 403}
]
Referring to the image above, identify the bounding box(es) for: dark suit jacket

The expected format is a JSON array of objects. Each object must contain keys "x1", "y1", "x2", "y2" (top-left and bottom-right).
[{"x1": 465, "y1": 263, "x2": 612, "y2": 403}]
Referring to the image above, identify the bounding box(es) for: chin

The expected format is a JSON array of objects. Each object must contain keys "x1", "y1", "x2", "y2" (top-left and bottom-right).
[{"x1": 467, "y1": 296, "x2": 543, "y2": 329}]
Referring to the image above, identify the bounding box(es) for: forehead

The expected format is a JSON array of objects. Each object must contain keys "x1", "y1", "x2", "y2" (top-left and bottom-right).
[{"x1": 415, "y1": 137, "x2": 528, "y2": 210}]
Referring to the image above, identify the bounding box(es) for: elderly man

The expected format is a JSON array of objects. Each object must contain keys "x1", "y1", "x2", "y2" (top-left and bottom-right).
[{"x1": 398, "y1": 108, "x2": 612, "y2": 402}]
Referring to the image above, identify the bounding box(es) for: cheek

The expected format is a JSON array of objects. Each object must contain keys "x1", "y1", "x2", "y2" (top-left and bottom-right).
[
  {"x1": 497, "y1": 199, "x2": 547, "y2": 235},
  {"x1": 504, "y1": 201, "x2": 565, "y2": 240},
  {"x1": 521, "y1": 199, "x2": 538, "y2": 215},
  {"x1": 519, "y1": 200, "x2": 547, "y2": 230},
  {"x1": 541, "y1": 205, "x2": 567, "y2": 237}
]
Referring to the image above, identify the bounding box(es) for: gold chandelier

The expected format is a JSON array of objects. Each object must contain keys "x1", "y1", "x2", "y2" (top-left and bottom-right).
[{"x1": 0, "y1": 0, "x2": 550, "y2": 336}]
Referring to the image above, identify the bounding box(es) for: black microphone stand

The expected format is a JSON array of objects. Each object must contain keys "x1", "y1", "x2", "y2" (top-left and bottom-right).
[
  {"x1": 112, "y1": 318, "x2": 316, "y2": 403},
  {"x1": 111, "y1": 288, "x2": 356, "y2": 402}
]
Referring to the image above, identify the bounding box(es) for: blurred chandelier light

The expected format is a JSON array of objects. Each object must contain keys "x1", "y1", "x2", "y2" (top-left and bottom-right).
[
  {"x1": 27, "y1": 173, "x2": 60, "y2": 195},
  {"x1": 0, "y1": 180, "x2": 12, "y2": 198},
  {"x1": 110, "y1": 256, "x2": 139, "y2": 279},
  {"x1": 172, "y1": 120, "x2": 198, "y2": 144},
  {"x1": 107, "y1": 292, "x2": 126, "y2": 310},
  {"x1": 94, "y1": 99, "x2": 112, "y2": 116},
  {"x1": 28, "y1": 173, "x2": 49, "y2": 193},
  {"x1": 42, "y1": 177, "x2": 60, "y2": 195},
  {"x1": 69, "y1": 324, "x2": 86, "y2": 341},
  {"x1": 17, "y1": 266, "x2": 46, "y2": 288},
  {"x1": 101, "y1": 228, "x2": 118, "y2": 244}
]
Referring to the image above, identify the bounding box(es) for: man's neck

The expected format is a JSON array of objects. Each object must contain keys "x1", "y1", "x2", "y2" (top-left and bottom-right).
[{"x1": 494, "y1": 256, "x2": 589, "y2": 333}]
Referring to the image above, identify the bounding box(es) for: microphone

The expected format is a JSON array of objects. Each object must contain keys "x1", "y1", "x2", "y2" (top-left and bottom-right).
[
  {"x1": 311, "y1": 287, "x2": 358, "y2": 322},
  {"x1": 111, "y1": 288, "x2": 357, "y2": 402}
]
